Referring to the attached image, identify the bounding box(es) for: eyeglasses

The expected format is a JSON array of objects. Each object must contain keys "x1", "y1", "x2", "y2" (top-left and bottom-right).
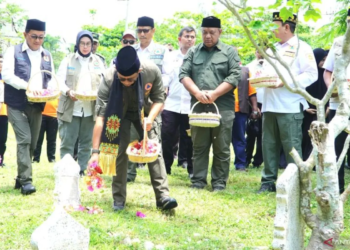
[
  {"x1": 30, "y1": 35, "x2": 45, "y2": 40},
  {"x1": 119, "y1": 77, "x2": 136, "y2": 83},
  {"x1": 136, "y1": 28, "x2": 151, "y2": 34},
  {"x1": 183, "y1": 35, "x2": 195, "y2": 39},
  {"x1": 79, "y1": 42, "x2": 92, "y2": 47},
  {"x1": 123, "y1": 39, "x2": 135, "y2": 45}
]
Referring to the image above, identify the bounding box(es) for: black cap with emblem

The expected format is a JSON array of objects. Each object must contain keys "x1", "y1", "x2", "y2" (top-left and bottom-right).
[
  {"x1": 137, "y1": 16, "x2": 154, "y2": 28},
  {"x1": 272, "y1": 12, "x2": 297, "y2": 24},
  {"x1": 25, "y1": 19, "x2": 46, "y2": 31},
  {"x1": 115, "y1": 46, "x2": 140, "y2": 76},
  {"x1": 201, "y1": 16, "x2": 221, "y2": 28}
]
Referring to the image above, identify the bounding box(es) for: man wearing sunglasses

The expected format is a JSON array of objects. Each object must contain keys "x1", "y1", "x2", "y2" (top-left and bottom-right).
[
  {"x1": 2, "y1": 19, "x2": 54, "y2": 195},
  {"x1": 89, "y1": 46, "x2": 178, "y2": 212},
  {"x1": 127, "y1": 16, "x2": 173, "y2": 182},
  {"x1": 121, "y1": 29, "x2": 137, "y2": 47}
]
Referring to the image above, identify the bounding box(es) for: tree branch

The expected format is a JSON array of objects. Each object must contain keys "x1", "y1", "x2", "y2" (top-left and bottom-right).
[
  {"x1": 337, "y1": 134, "x2": 350, "y2": 171},
  {"x1": 218, "y1": 0, "x2": 320, "y2": 108},
  {"x1": 290, "y1": 148, "x2": 317, "y2": 229}
]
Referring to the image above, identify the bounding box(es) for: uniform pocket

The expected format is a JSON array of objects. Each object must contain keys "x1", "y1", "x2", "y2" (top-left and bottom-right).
[{"x1": 211, "y1": 57, "x2": 228, "y2": 77}]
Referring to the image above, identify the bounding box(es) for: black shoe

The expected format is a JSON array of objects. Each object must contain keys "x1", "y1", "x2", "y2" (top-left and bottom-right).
[
  {"x1": 14, "y1": 179, "x2": 21, "y2": 189},
  {"x1": 257, "y1": 183, "x2": 276, "y2": 194},
  {"x1": 190, "y1": 184, "x2": 204, "y2": 189},
  {"x1": 79, "y1": 171, "x2": 85, "y2": 177},
  {"x1": 236, "y1": 168, "x2": 248, "y2": 172},
  {"x1": 112, "y1": 201, "x2": 125, "y2": 211},
  {"x1": 21, "y1": 183, "x2": 36, "y2": 195},
  {"x1": 32, "y1": 160, "x2": 40, "y2": 163},
  {"x1": 48, "y1": 159, "x2": 56, "y2": 163},
  {"x1": 156, "y1": 197, "x2": 178, "y2": 210},
  {"x1": 212, "y1": 186, "x2": 225, "y2": 192},
  {"x1": 0, "y1": 163, "x2": 5, "y2": 167},
  {"x1": 127, "y1": 177, "x2": 134, "y2": 183}
]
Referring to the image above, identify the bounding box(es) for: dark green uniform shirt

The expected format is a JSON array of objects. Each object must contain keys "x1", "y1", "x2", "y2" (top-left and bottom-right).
[{"x1": 179, "y1": 40, "x2": 241, "y2": 111}]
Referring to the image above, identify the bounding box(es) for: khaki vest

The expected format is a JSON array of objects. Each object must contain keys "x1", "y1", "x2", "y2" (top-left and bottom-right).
[{"x1": 57, "y1": 54, "x2": 102, "y2": 122}]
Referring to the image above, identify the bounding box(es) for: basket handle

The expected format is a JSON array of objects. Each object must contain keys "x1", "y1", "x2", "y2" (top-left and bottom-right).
[
  {"x1": 141, "y1": 118, "x2": 148, "y2": 156},
  {"x1": 26, "y1": 70, "x2": 59, "y2": 92},
  {"x1": 190, "y1": 101, "x2": 219, "y2": 115}
]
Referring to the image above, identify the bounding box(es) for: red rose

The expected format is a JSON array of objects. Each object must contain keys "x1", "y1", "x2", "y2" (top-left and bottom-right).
[{"x1": 95, "y1": 166, "x2": 103, "y2": 174}]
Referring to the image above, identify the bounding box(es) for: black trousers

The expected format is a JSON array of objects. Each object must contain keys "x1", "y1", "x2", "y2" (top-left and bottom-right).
[
  {"x1": 245, "y1": 103, "x2": 263, "y2": 167},
  {"x1": 0, "y1": 115, "x2": 8, "y2": 165},
  {"x1": 33, "y1": 115, "x2": 58, "y2": 162},
  {"x1": 329, "y1": 109, "x2": 346, "y2": 193},
  {"x1": 161, "y1": 110, "x2": 193, "y2": 174},
  {"x1": 302, "y1": 110, "x2": 317, "y2": 161}
]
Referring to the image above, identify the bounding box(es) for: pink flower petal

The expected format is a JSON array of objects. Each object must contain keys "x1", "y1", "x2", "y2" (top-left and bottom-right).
[
  {"x1": 87, "y1": 185, "x2": 94, "y2": 192},
  {"x1": 136, "y1": 211, "x2": 146, "y2": 218}
]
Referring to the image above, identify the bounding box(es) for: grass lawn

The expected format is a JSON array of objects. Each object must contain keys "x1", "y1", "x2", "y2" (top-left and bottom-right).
[{"x1": 0, "y1": 125, "x2": 350, "y2": 250}]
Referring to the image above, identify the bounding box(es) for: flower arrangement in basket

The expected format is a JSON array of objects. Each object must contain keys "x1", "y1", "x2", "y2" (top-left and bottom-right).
[
  {"x1": 188, "y1": 101, "x2": 221, "y2": 128},
  {"x1": 248, "y1": 69, "x2": 279, "y2": 88},
  {"x1": 126, "y1": 119, "x2": 160, "y2": 163},
  {"x1": 84, "y1": 161, "x2": 105, "y2": 192},
  {"x1": 74, "y1": 71, "x2": 100, "y2": 101},
  {"x1": 26, "y1": 70, "x2": 60, "y2": 102}
]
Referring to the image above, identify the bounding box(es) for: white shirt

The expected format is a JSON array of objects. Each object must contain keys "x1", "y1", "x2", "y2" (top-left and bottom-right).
[
  {"x1": 164, "y1": 50, "x2": 191, "y2": 114},
  {"x1": 262, "y1": 36, "x2": 318, "y2": 113},
  {"x1": 2, "y1": 42, "x2": 55, "y2": 90},
  {"x1": 56, "y1": 52, "x2": 103, "y2": 117},
  {"x1": 135, "y1": 40, "x2": 173, "y2": 88},
  {"x1": 247, "y1": 59, "x2": 265, "y2": 104},
  {"x1": 323, "y1": 36, "x2": 345, "y2": 110}
]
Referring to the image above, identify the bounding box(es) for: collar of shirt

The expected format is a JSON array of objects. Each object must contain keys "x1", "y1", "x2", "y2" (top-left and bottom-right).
[
  {"x1": 275, "y1": 35, "x2": 298, "y2": 49},
  {"x1": 74, "y1": 51, "x2": 91, "y2": 62},
  {"x1": 22, "y1": 41, "x2": 43, "y2": 53},
  {"x1": 198, "y1": 40, "x2": 222, "y2": 51},
  {"x1": 136, "y1": 40, "x2": 155, "y2": 53}
]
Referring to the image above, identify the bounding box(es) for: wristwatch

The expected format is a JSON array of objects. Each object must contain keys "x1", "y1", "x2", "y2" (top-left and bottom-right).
[
  {"x1": 252, "y1": 111, "x2": 258, "y2": 115},
  {"x1": 91, "y1": 149, "x2": 100, "y2": 154}
]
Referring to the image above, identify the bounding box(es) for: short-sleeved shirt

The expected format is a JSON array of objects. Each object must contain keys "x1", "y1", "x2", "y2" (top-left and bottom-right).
[
  {"x1": 179, "y1": 40, "x2": 241, "y2": 111},
  {"x1": 234, "y1": 83, "x2": 256, "y2": 112}
]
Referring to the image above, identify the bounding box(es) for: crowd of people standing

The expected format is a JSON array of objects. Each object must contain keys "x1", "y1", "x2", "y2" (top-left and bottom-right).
[{"x1": 0, "y1": 9, "x2": 349, "y2": 212}]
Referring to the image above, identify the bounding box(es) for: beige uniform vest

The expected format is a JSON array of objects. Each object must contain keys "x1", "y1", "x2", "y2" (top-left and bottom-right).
[{"x1": 57, "y1": 54, "x2": 102, "y2": 122}]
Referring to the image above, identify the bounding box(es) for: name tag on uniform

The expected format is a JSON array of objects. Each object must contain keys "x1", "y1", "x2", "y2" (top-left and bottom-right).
[
  {"x1": 67, "y1": 66, "x2": 75, "y2": 74},
  {"x1": 283, "y1": 50, "x2": 296, "y2": 58},
  {"x1": 150, "y1": 55, "x2": 164, "y2": 60},
  {"x1": 16, "y1": 57, "x2": 26, "y2": 61}
]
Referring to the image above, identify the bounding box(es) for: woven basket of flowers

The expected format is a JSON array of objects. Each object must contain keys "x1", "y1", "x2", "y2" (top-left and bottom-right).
[
  {"x1": 127, "y1": 119, "x2": 160, "y2": 163},
  {"x1": 188, "y1": 101, "x2": 221, "y2": 128},
  {"x1": 74, "y1": 72, "x2": 99, "y2": 101},
  {"x1": 26, "y1": 70, "x2": 60, "y2": 102}
]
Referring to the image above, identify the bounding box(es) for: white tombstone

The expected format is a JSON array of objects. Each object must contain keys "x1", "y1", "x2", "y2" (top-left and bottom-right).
[
  {"x1": 30, "y1": 207, "x2": 89, "y2": 250},
  {"x1": 53, "y1": 154, "x2": 81, "y2": 208},
  {"x1": 272, "y1": 163, "x2": 304, "y2": 250}
]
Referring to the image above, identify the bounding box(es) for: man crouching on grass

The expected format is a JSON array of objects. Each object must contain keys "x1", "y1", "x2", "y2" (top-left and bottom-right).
[{"x1": 88, "y1": 46, "x2": 177, "y2": 212}]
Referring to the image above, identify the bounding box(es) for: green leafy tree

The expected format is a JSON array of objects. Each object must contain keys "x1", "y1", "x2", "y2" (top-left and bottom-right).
[
  {"x1": 42, "y1": 34, "x2": 66, "y2": 71},
  {"x1": 0, "y1": 0, "x2": 27, "y2": 53}
]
